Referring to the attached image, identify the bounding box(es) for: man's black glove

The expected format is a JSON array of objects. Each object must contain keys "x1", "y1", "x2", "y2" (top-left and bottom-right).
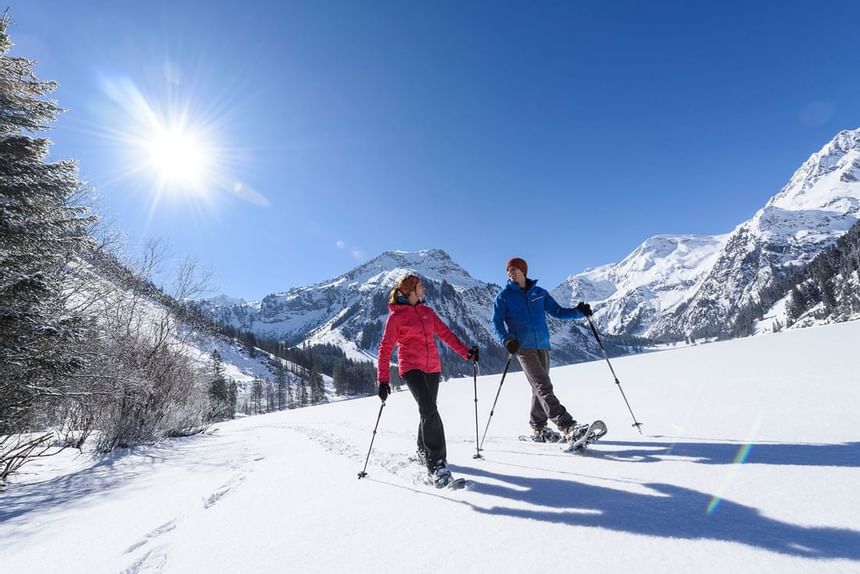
[
  {"x1": 576, "y1": 302, "x2": 593, "y2": 317},
  {"x1": 504, "y1": 339, "x2": 520, "y2": 354},
  {"x1": 467, "y1": 345, "x2": 479, "y2": 362},
  {"x1": 377, "y1": 382, "x2": 391, "y2": 402}
]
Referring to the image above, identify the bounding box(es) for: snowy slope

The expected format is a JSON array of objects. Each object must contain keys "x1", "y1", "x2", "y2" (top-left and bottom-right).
[
  {"x1": 71, "y1": 256, "x2": 300, "y2": 398},
  {"x1": 3, "y1": 320, "x2": 858, "y2": 573}
]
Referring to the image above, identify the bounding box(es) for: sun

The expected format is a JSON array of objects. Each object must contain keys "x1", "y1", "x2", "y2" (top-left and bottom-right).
[
  {"x1": 98, "y1": 76, "x2": 269, "y2": 208},
  {"x1": 146, "y1": 124, "x2": 210, "y2": 188}
]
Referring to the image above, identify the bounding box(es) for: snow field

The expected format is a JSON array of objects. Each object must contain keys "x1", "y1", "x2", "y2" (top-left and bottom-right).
[{"x1": 2, "y1": 320, "x2": 859, "y2": 573}]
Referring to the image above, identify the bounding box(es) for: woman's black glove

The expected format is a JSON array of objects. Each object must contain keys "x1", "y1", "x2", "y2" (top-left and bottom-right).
[
  {"x1": 467, "y1": 346, "x2": 479, "y2": 362},
  {"x1": 377, "y1": 381, "x2": 391, "y2": 402}
]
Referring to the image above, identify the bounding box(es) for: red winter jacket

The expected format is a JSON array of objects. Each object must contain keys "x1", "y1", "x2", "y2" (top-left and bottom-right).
[{"x1": 377, "y1": 302, "x2": 470, "y2": 381}]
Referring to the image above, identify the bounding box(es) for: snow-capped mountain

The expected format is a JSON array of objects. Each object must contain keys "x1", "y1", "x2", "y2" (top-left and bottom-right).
[
  {"x1": 656, "y1": 128, "x2": 860, "y2": 339},
  {"x1": 202, "y1": 129, "x2": 860, "y2": 359},
  {"x1": 201, "y1": 250, "x2": 504, "y2": 375},
  {"x1": 200, "y1": 249, "x2": 608, "y2": 376},
  {"x1": 555, "y1": 127, "x2": 860, "y2": 340},
  {"x1": 553, "y1": 234, "x2": 729, "y2": 336}
]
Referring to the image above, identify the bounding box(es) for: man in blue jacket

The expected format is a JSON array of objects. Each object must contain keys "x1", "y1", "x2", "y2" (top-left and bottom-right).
[{"x1": 492, "y1": 257, "x2": 593, "y2": 443}]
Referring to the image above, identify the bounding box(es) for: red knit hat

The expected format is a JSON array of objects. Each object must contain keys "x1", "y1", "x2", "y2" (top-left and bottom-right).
[{"x1": 506, "y1": 257, "x2": 528, "y2": 276}]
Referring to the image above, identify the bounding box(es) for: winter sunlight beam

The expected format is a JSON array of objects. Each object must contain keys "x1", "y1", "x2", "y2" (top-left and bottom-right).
[{"x1": 97, "y1": 76, "x2": 239, "y2": 206}]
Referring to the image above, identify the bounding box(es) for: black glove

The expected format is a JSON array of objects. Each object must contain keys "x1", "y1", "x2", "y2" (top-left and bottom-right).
[
  {"x1": 576, "y1": 302, "x2": 593, "y2": 317},
  {"x1": 504, "y1": 339, "x2": 520, "y2": 354},
  {"x1": 467, "y1": 345, "x2": 479, "y2": 362},
  {"x1": 377, "y1": 382, "x2": 391, "y2": 402}
]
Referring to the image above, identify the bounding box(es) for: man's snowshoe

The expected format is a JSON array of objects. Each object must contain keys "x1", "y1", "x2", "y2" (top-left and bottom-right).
[
  {"x1": 563, "y1": 420, "x2": 608, "y2": 453},
  {"x1": 562, "y1": 422, "x2": 591, "y2": 443}
]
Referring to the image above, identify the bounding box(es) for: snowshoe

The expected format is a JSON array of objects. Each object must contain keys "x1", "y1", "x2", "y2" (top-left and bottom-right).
[
  {"x1": 563, "y1": 420, "x2": 608, "y2": 453},
  {"x1": 518, "y1": 426, "x2": 564, "y2": 443},
  {"x1": 427, "y1": 464, "x2": 468, "y2": 490}
]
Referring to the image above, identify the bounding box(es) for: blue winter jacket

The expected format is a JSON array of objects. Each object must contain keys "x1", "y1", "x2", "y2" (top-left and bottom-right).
[{"x1": 492, "y1": 279, "x2": 584, "y2": 350}]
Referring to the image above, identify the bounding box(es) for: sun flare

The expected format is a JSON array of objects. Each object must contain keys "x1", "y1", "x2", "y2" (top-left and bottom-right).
[
  {"x1": 146, "y1": 125, "x2": 210, "y2": 187},
  {"x1": 99, "y1": 76, "x2": 268, "y2": 209}
]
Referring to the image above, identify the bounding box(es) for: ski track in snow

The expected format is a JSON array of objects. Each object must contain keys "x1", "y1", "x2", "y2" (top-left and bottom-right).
[
  {"x1": 122, "y1": 547, "x2": 169, "y2": 574},
  {"x1": 124, "y1": 520, "x2": 177, "y2": 554},
  {"x1": 121, "y1": 521, "x2": 175, "y2": 574},
  {"x1": 203, "y1": 474, "x2": 248, "y2": 509},
  {"x1": 115, "y1": 438, "x2": 268, "y2": 574},
  {"x1": 293, "y1": 424, "x2": 430, "y2": 486}
]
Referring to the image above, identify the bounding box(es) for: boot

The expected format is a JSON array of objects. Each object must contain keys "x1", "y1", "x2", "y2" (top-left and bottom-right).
[
  {"x1": 561, "y1": 422, "x2": 589, "y2": 443},
  {"x1": 430, "y1": 463, "x2": 453, "y2": 488}
]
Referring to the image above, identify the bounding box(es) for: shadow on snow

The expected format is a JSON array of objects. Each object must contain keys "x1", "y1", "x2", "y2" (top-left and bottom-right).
[
  {"x1": 595, "y1": 439, "x2": 860, "y2": 468},
  {"x1": 449, "y1": 464, "x2": 860, "y2": 561},
  {"x1": 0, "y1": 435, "x2": 227, "y2": 527}
]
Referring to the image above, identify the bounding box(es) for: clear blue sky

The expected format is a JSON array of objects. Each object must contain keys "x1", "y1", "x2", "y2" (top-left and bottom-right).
[{"x1": 7, "y1": 1, "x2": 860, "y2": 299}]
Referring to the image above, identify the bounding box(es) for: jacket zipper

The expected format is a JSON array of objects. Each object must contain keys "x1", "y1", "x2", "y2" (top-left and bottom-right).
[{"x1": 520, "y1": 284, "x2": 538, "y2": 348}]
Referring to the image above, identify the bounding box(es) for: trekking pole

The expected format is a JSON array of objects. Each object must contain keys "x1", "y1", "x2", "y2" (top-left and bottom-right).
[
  {"x1": 586, "y1": 316, "x2": 643, "y2": 434},
  {"x1": 478, "y1": 354, "x2": 513, "y2": 451},
  {"x1": 357, "y1": 400, "x2": 386, "y2": 479},
  {"x1": 471, "y1": 360, "x2": 483, "y2": 460}
]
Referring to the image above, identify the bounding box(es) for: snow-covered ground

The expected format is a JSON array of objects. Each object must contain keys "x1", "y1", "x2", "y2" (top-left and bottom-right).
[{"x1": 2, "y1": 321, "x2": 859, "y2": 573}]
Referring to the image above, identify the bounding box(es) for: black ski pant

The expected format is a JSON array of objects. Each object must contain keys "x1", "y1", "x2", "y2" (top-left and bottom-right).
[
  {"x1": 402, "y1": 369, "x2": 446, "y2": 472},
  {"x1": 516, "y1": 349, "x2": 575, "y2": 430}
]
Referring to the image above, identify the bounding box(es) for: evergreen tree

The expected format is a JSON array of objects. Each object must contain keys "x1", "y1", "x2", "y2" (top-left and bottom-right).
[
  {"x1": 786, "y1": 285, "x2": 805, "y2": 325},
  {"x1": 286, "y1": 374, "x2": 296, "y2": 409},
  {"x1": 251, "y1": 376, "x2": 264, "y2": 414},
  {"x1": 309, "y1": 366, "x2": 326, "y2": 404},
  {"x1": 265, "y1": 381, "x2": 274, "y2": 413},
  {"x1": 298, "y1": 375, "x2": 309, "y2": 407},
  {"x1": 0, "y1": 15, "x2": 95, "y2": 434},
  {"x1": 208, "y1": 350, "x2": 231, "y2": 420},
  {"x1": 333, "y1": 360, "x2": 347, "y2": 396},
  {"x1": 275, "y1": 361, "x2": 287, "y2": 410}
]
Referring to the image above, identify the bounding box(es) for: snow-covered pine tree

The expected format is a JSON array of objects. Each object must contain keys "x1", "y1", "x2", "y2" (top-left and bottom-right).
[
  {"x1": 0, "y1": 14, "x2": 95, "y2": 435},
  {"x1": 208, "y1": 350, "x2": 232, "y2": 421},
  {"x1": 251, "y1": 376, "x2": 264, "y2": 414},
  {"x1": 286, "y1": 372, "x2": 295, "y2": 409},
  {"x1": 275, "y1": 360, "x2": 287, "y2": 410}
]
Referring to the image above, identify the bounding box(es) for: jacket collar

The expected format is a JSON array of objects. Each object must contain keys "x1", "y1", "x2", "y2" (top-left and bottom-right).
[
  {"x1": 389, "y1": 299, "x2": 425, "y2": 311},
  {"x1": 506, "y1": 278, "x2": 538, "y2": 292}
]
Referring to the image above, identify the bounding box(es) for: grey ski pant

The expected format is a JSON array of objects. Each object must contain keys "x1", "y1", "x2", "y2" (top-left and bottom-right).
[
  {"x1": 516, "y1": 349, "x2": 575, "y2": 430},
  {"x1": 403, "y1": 369, "x2": 446, "y2": 472}
]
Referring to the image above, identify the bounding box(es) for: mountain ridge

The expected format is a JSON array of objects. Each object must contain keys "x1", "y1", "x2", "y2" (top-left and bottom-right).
[{"x1": 201, "y1": 127, "x2": 860, "y2": 359}]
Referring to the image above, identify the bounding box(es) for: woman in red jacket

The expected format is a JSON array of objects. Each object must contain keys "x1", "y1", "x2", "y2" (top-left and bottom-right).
[{"x1": 377, "y1": 274, "x2": 478, "y2": 487}]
